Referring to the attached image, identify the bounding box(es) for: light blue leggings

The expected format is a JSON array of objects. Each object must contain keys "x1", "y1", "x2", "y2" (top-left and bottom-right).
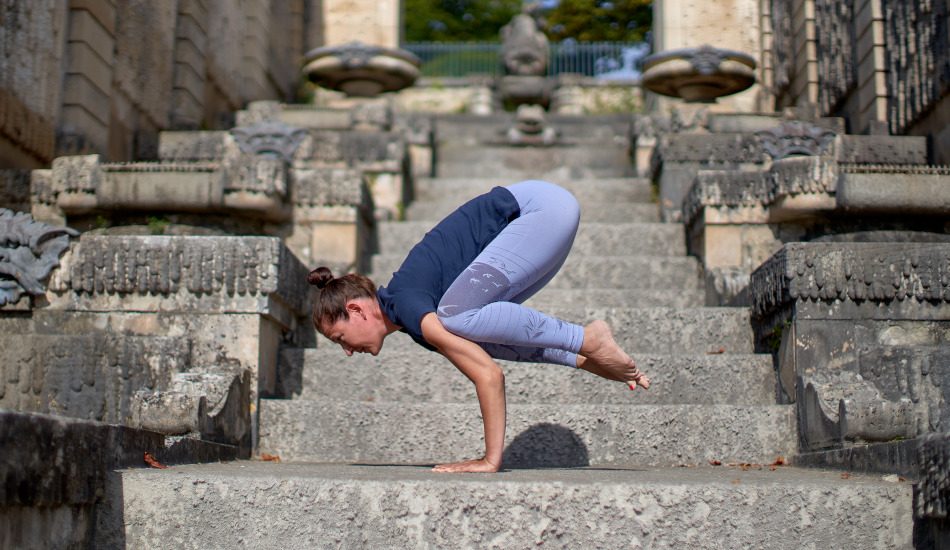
[{"x1": 436, "y1": 180, "x2": 585, "y2": 367}]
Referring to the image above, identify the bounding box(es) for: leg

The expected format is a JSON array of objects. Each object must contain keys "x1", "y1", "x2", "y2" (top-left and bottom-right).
[{"x1": 437, "y1": 181, "x2": 584, "y2": 358}]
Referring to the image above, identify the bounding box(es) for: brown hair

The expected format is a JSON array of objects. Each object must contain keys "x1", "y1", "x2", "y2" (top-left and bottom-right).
[{"x1": 308, "y1": 266, "x2": 377, "y2": 333}]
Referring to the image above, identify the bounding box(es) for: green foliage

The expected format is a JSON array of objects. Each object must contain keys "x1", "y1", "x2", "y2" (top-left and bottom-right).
[
  {"x1": 404, "y1": 0, "x2": 523, "y2": 42},
  {"x1": 147, "y1": 216, "x2": 170, "y2": 235},
  {"x1": 541, "y1": 0, "x2": 652, "y2": 42}
]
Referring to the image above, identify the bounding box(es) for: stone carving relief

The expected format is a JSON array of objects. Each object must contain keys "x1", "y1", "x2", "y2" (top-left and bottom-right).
[
  {"x1": 229, "y1": 121, "x2": 308, "y2": 163},
  {"x1": 756, "y1": 121, "x2": 837, "y2": 160},
  {"x1": 883, "y1": 0, "x2": 950, "y2": 134},
  {"x1": 0, "y1": 209, "x2": 78, "y2": 306},
  {"x1": 918, "y1": 434, "x2": 950, "y2": 520},
  {"x1": 500, "y1": 14, "x2": 549, "y2": 76},
  {"x1": 815, "y1": 0, "x2": 856, "y2": 115}
]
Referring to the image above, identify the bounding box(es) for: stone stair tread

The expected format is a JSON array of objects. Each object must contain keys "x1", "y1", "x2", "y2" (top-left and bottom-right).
[
  {"x1": 259, "y1": 400, "x2": 797, "y2": 467},
  {"x1": 407, "y1": 200, "x2": 659, "y2": 223},
  {"x1": 370, "y1": 254, "x2": 703, "y2": 290},
  {"x1": 378, "y1": 222, "x2": 687, "y2": 257},
  {"x1": 283, "y1": 348, "x2": 776, "y2": 405},
  {"x1": 119, "y1": 463, "x2": 913, "y2": 549},
  {"x1": 347, "y1": 308, "x2": 754, "y2": 354}
]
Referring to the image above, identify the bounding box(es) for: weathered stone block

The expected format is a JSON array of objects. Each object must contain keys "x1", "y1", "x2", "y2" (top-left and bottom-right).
[{"x1": 750, "y1": 242, "x2": 950, "y2": 453}]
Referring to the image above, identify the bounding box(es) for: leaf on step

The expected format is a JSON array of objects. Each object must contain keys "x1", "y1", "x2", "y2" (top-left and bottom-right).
[
  {"x1": 769, "y1": 456, "x2": 786, "y2": 470},
  {"x1": 261, "y1": 453, "x2": 282, "y2": 463},
  {"x1": 840, "y1": 472, "x2": 851, "y2": 479},
  {"x1": 709, "y1": 459, "x2": 722, "y2": 466},
  {"x1": 707, "y1": 347, "x2": 726, "y2": 355},
  {"x1": 731, "y1": 478, "x2": 741, "y2": 484},
  {"x1": 144, "y1": 451, "x2": 167, "y2": 469}
]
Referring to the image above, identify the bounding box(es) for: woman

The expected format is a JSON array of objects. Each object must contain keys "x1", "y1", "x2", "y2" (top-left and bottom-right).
[{"x1": 309, "y1": 180, "x2": 650, "y2": 473}]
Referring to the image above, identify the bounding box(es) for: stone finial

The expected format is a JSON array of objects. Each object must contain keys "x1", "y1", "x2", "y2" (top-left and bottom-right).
[
  {"x1": 0, "y1": 209, "x2": 78, "y2": 306},
  {"x1": 755, "y1": 121, "x2": 837, "y2": 160},
  {"x1": 500, "y1": 14, "x2": 549, "y2": 76},
  {"x1": 229, "y1": 121, "x2": 308, "y2": 162}
]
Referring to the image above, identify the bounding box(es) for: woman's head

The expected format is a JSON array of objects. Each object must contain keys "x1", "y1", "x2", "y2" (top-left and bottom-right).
[{"x1": 308, "y1": 267, "x2": 386, "y2": 355}]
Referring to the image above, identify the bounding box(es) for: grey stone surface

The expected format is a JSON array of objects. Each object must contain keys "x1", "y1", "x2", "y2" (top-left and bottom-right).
[
  {"x1": 260, "y1": 400, "x2": 796, "y2": 467},
  {"x1": 837, "y1": 172, "x2": 950, "y2": 214},
  {"x1": 408, "y1": 199, "x2": 660, "y2": 223},
  {"x1": 436, "y1": 143, "x2": 635, "y2": 179},
  {"x1": 0, "y1": 170, "x2": 32, "y2": 212},
  {"x1": 367, "y1": 308, "x2": 754, "y2": 355},
  {"x1": 413, "y1": 176, "x2": 654, "y2": 203},
  {"x1": 286, "y1": 348, "x2": 776, "y2": 405},
  {"x1": 377, "y1": 222, "x2": 687, "y2": 257},
  {"x1": 119, "y1": 463, "x2": 913, "y2": 549},
  {"x1": 371, "y1": 255, "x2": 703, "y2": 291}
]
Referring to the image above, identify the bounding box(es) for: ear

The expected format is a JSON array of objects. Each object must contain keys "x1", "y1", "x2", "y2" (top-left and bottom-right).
[{"x1": 345, "y1": 300, "x2": 366, "y2": 319}]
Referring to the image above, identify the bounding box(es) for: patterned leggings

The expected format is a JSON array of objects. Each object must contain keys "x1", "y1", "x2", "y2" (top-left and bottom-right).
[{"x1": 436, "y1": 180, "x2": 585, "y2": 367}]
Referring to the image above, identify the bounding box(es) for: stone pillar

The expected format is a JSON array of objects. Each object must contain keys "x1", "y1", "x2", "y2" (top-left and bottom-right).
[
  {"x1": 320, "y1": 0, "x2": 401, "y2": 48},
  {"x1": 650, "y1": 0, "x2": 764, "y2": 112}
]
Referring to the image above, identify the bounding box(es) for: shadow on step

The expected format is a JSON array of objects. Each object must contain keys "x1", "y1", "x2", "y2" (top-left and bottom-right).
[{"x1": 502, "y1": 423, "x2": 589, "y2": 469}]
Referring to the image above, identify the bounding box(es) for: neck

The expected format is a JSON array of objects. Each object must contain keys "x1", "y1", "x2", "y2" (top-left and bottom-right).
[{"x1": 375, "y1": 296, "x2": 401, "y2": 335}]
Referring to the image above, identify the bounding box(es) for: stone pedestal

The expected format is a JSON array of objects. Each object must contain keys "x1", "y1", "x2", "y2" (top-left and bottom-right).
[
  {"x1": 0, "y1": 235, "x2": 312, "y2": 454},
  {"x1": 750, "y1": 242, "x2": 950, "y2": 453}
]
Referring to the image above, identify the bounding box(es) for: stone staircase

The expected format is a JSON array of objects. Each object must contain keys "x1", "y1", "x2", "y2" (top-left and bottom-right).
[{"x1": 117, "y1": 121, "x2": 913, "y2": 548}]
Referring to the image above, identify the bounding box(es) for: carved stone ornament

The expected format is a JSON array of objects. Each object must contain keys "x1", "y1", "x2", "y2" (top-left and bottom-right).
[
  {"x1": 507, "y1": 104, "x2": 557, "y2": 146},
  {"x1": 755, "y1": 121, "x2": 837, "y2": 160},
  {"x1": 0, "y1": 209, "x2": 78, "y2": 305},
  {"x1": 229, "y1": 121, "x2": 307, "y2": 162},
  {"x1": 642, "y1": 45, "x2": 757, "y2": 101},
  {"x1": 302, "y1": 41, "x2": 421, "y2": 97}
]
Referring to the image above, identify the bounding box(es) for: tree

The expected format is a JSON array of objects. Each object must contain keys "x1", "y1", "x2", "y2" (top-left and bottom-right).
[
  {"x1": 404, "y1": 0, "x2": 524, "y2": 42},
  {"x1": 541, "y1": 0, "x2": 651, "y2": 42}
]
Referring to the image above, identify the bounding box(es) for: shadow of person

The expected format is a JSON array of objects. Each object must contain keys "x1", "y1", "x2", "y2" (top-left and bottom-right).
[{"x1": 502, "y1": 423, "x2": 590, "y2": 469}]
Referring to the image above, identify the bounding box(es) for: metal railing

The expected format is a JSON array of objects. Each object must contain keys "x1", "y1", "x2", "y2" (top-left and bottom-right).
[{"x1": 403, "y1": 41, "x2": 648, "y2": 79}]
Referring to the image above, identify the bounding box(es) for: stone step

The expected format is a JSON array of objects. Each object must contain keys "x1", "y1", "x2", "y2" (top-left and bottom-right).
[
  {"x1": 118, "y1": 463, "x2": 913, "y2": 549},
  {"x1": 259, "y1": 401, "x2": 797, "y2": 467},
  {"x1": 407, "y1": 199, "x2": 660, "y2": 223},
  {"x1": 350, "y1": 308, "x2": 754, "y2": 355},
  {"x1": 413, "y1": 176, "x2": 653, "y2": 203},
  {"x1": 370, "y1": 255, "x2": 703, "y2": 291},
  {"x1": 376, "y1": 222, "x2": 687, "y2": 257},
  {"x1": 282, "y1": 348, "x2": 777, "y2": 405},
  {"x1": 435, "y1": 143, "x2": 635, "y2": 179}
]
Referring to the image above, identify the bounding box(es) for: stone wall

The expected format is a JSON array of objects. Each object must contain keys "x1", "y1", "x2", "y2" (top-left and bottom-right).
[
  {"x1": 320, "y1": 0, "x2": 401, "y2": 49},
  {"x1": 763, "y1": 0, "x2": 947, "y2": 161},
  {"x1": 0, "y1": 0, "x2": 315, "y2": 169}
]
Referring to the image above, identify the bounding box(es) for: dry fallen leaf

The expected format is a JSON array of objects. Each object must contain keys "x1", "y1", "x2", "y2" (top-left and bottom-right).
[
  {"x1": 769, "y1": 457, "x2": 786, "y2": 471},
  {"x1": 261, "y1": 453, "x2": 282, "y2": 463},
  {"x1": 709, "y1": 459, "x2": 722, "y2": 466},
  {"x1": 707, "y1": 347, "x2": 726, "y2": 355},
  {"x1": 144, "y1": 451, "x2": 167, "y2": 469},
  {"x1": 841, "y1": 472, "x2": 851, "y2": 479},
  {"x1": 731, "y1": 478, "x2": 741, "y2": 484}
]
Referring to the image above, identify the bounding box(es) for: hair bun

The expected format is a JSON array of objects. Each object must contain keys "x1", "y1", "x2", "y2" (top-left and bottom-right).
[{"x1": 307, "y1": 266, "x2": 334, "y2": 289}]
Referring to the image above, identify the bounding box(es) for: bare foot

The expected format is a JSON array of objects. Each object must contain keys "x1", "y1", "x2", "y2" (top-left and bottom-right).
[
  {"x1": 433, "y1": 457, "x2": 500, "y2": 473},
  {"x1": 579, "y1": 320, "x2": 650, "y2": 390}
]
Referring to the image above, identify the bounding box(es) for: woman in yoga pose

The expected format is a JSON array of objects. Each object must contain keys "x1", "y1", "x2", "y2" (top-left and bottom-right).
[{"x1": 308, "y1": 180, "x2": 650, "y2": 473}]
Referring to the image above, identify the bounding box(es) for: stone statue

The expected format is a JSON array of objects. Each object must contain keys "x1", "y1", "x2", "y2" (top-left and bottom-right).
[{"x1": 500, "y1": 14, "x2": 549, "y2": 77}]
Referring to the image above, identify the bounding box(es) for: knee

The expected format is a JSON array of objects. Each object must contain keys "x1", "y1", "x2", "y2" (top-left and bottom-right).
[{"x1": 436, "y1": 307, "x2": 473, "y2": 338}]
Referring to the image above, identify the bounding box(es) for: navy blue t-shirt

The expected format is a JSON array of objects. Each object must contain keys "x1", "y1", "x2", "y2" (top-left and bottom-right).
[{"x1": 377, "y1": 186, "x2": 521, "y2": 350}]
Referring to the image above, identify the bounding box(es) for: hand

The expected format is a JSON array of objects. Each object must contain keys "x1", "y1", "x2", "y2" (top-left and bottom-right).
[{"x1": 433, "y1": 457, "x2": 500, "y2": 473}]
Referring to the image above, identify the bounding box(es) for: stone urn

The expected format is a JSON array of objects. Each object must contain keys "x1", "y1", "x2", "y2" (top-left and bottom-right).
[
  {"x1": 642, "y1": 45, "x2": 756, "y2": 102},
  {"x1": 303, "y1": 41, "x2": 421, "y2": 97}
]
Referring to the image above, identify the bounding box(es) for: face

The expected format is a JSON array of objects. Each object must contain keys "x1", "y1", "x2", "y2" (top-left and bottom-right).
[{"x1": 322, "y1": 299, "x2": 385, "y2": 356}]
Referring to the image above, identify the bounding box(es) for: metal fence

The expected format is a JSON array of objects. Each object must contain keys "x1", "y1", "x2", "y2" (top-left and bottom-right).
[{"x1": 403, "y1": 41, "x2": 647, "y2": 79}]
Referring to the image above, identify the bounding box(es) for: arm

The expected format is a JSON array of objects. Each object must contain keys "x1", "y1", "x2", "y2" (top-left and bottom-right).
[{"x1": 420, "y1": 312, "x2": 506, "y2": 473}]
